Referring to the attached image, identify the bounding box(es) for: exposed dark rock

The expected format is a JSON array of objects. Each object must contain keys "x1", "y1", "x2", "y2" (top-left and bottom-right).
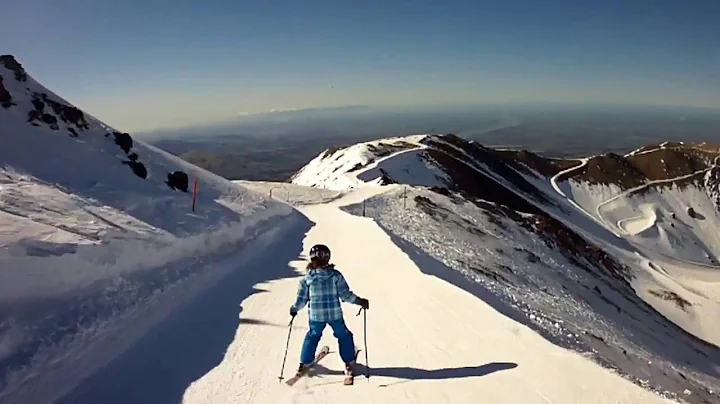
[
  {"x1": 423, "y1": 135, "x2": 552, "y2": 207},
  {"x1": 425, "y1": 148, "x2": 541, "y2": 214},
  {"x1": 112, "y1": 132, "x2": 133, "y2": 154},
  {"x1": 32, "y1": 98, "x2": 45, "y2": 112},
  {"x1": 0, "y1": 55, "x2": 28, "y2": 82},
  {"x1": 429, "y1": 186, "x2": 451, "y2": 196},
  {"x1": 347, "y1": 162, "x2": 366, "y2": 172},
  {"x1": 27, "y1": 109, "x2": 40, "y2": 122},
  {"x1": 648, "y1": 290, "x2": 692, "y2": 311},
  {"x1": 704, "y1": 166, "x2": 720, "y2": 214},
  {"x1": 44, "y1": 96, "x2": 89, "y2": 130},
  {"x1": 68, "y1": 127, "x2": 78, "y2": 137},
  {"x1": 123, "y1": 160, "x2": 147, "y2": 179},
  {"x1": 166, "y1": 171, "x2": 189, "y2": 192},
  {"x1": 377, "y1": 168, "x2": 396, "y2": 185},
  {"x1": 41, "y1": 113, "x2": 58, "y2": 129},
  {"x1": 0, "y1": 76, "x2": 12, "y2": 108},
  {"x1": 26, "y1": 92, "x2": 89, "y2": 131},
  {"x1": 521, "y1": 214, "x2": 633, "y2": 285},
  {"x1": 367, "y1": 141, "x2": 418, "y2": 158}
]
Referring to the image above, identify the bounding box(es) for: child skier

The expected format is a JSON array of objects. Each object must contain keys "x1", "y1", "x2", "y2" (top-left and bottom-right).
[{"x1": 289, "y1": 244, "x2": 369, "y2": 378}]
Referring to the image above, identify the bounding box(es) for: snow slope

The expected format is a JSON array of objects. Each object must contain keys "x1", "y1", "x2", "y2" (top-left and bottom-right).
[
  {"x1": 0, "y1": 56, "x2": 293, "y2": 399},
  {"x1": 550, "y1": 159, "x2": 720, "y2": 351},
  {"x1": 346, "y1": 186, "x2": 720, "y2": 401},
  {"x1": 58, "y1": 186, "x2": 677, "y2": 404},
  {"x1": 286, "y1": 134, "x2": 720, "y2": 402},
  {"x1": 290, "y1": 135, "x2": 447, "y2": 191}
]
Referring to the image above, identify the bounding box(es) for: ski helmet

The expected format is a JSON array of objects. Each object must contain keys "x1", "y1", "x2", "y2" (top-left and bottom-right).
[{"x1": 309, "y1": 244, "x2": 331, "y2": 264}]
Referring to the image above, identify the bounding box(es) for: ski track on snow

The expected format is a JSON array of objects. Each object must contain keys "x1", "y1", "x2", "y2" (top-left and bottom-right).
[
  {"x1": 44, "y1": 186, "x2": 678, "y2": 404},
  {"x1": 182, "y1": 187, "x2": 673, "y2": 404}
]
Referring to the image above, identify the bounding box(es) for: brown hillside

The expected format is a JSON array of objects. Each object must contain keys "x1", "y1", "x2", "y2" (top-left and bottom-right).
[
  {"x1": 576, "y1": 153, "x2": 646, "y2": 188},
  {"x1": 425, "y1": 148, "x2": 542, "y2": 214},
  {"x1": 424, "y1": 134, "x2": 552, "y2": 205},
  {"x1": 627, "y1": 148, "x2": 711, "y2": 181},
  {"x1": 496, "y1": 149, "x2": 580, "y2": 177},
  {"x1": 567, "y1": 144, "x2": 720, "y2": 190}
]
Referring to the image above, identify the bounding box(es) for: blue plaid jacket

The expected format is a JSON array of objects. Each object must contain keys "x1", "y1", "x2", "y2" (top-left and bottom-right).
[{"x1": 291, "y1": 265, "x2": 360, "y2": 322}]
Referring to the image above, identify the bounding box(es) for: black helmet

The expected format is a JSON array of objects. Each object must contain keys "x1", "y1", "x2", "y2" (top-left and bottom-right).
[{"x1": 309, "y1": 244, "x2": 331, "y2": 263}]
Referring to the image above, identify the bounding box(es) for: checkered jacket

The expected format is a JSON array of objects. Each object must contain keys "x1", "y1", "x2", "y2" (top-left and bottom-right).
[{"x1": 291, "y1": 265, "x2": 360, "y2": 322}]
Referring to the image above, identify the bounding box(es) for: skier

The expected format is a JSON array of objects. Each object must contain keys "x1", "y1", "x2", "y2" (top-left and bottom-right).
[{"x1": 289, "y1": 244, "x2": 369, "y2": 379}]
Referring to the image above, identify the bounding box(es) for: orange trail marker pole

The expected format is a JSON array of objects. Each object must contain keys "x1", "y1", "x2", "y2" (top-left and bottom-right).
[{"x1": 192, "y1": 177, "x2": 199, "y2": 212}]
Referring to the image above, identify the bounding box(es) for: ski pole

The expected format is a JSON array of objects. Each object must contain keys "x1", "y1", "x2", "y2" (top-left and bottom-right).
[
  {"x1": 356, "y1": 307, "x2": 370, "y2": 379},
  {"x1": 363, "y1": 308, "x2": 369, "y2": 379},
  {"x1": 278, "y1": 315, "x2": 295, "y2": 382}
]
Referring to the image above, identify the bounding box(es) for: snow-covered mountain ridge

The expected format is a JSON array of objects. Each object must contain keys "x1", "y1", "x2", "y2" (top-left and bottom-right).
[
  {"x1": 291, "y1": 133, "x2": 720, "y2": 403},
  {"x1": 0, "y1": 55, "x2": 295, "y2": 401}
]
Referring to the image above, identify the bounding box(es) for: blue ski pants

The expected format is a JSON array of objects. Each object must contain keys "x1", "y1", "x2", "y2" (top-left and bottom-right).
[{"x1": 300, "y1": 318, "x2": 355, "y2": 364}]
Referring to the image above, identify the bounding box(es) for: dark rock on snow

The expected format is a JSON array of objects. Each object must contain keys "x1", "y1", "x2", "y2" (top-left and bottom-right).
[{"x1": 166, "y1": 171, "x2": 189, "y2": 192}]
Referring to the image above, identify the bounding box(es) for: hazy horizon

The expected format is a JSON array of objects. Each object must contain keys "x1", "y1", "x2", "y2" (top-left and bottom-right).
[{"x1": 3, "y1": 1, "x2": 719, "y2": 132}]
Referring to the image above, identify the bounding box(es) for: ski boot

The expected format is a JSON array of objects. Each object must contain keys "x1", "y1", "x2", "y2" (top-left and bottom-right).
[
  {"x1": 296, "y1": 363, "x2": 314, "y2": 378},
  {"x1": 343, "y1": 361, "x2": 356, "y2": 385}
]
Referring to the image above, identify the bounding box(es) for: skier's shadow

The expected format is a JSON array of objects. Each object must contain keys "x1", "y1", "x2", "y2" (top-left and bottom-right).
[{"x1": 313, "y1": 360, "x2": 518, "y2": 386}]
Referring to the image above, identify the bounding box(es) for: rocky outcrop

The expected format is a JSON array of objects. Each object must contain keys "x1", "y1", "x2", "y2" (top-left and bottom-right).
[
  {"x1": 704, "y1": 166, "x2": 720, "y2": 213},
  {"x1": 102, "y1": 130, "x2": 149, "y2": 179},
  {"x1": 0, "y1": 76, "x2": 12, "y2": 108},
  {"x1": 25, "y1": 93, "x2": 90, "y2": 132},
  {"x1": 0, "y1": 55, "x2": 27, "y2": 82},
  {"x1": 377, "y1": 168, "x2": 396, "y2": 185},
  {"x1": 123, "y1": 160, "x2": 147, "y2": 179},
  {"x1": 166, "y1": 171, "x2": 189, "y2": 192},
  {"x1": 112, "y1": 132, "x2": 133, "y2": 154}
]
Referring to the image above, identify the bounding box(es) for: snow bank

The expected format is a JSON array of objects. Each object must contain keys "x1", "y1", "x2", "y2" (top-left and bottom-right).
[
  {"x1": 0, "y1": 57, "x2": 295, "y2": 397},
  {"x1": 232, "y1": 180, "x2": 343, "y2": 206},
  {"x1": 1, "y1": 211, "x2": 309, "y2": 404}
]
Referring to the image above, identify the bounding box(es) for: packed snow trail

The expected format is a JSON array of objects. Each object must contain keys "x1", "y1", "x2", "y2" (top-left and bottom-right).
[{"x1": 59, "y1": 186, "x2": 673, "y2": 404}]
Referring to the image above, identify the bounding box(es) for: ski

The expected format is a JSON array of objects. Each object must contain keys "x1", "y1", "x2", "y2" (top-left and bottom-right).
[
  {"x1": 285, "y1": 345, "x2": 330, "y2": 386},
  {"x1": 344, "y1": 348, "x2": 362, "y2": 386}
]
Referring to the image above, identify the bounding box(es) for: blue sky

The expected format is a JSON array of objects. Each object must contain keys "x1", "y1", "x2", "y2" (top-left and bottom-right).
[{"x1": 3, "y1": 0, "x2": 719, "y2": 131}]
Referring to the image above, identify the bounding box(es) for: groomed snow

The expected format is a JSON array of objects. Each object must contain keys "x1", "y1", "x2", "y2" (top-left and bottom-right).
[
  {"x1": 617, "y1": 204, "x2": 657, "y2": 235},
  {"x1": 57, "y1": 186, "x2": 678, "y2": 404},
  {"x1": 232, "y1": 180, "x2": 344, "y2": 206}
]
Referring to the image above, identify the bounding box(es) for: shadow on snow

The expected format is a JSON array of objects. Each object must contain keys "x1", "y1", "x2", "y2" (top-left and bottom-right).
[
  {"x1": 57, "y1": 213, "x2": 314, "y2": 404},
  {"x1": 314, "y1": 361, "x2": 518, "y2": 386}
]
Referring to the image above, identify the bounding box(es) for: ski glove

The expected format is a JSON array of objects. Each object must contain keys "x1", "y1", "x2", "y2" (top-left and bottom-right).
[
  {"x1": 357, "y1": 298, "x2": 369, "y2": 310},
  {"x1": 290, "y1": 306, "x2": 298, "y2": 317}
]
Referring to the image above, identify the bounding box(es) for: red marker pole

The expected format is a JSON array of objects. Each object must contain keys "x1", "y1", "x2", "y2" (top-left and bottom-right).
[{"x1": 192, "y1": 177, "x2": 199, "y2": 212}]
